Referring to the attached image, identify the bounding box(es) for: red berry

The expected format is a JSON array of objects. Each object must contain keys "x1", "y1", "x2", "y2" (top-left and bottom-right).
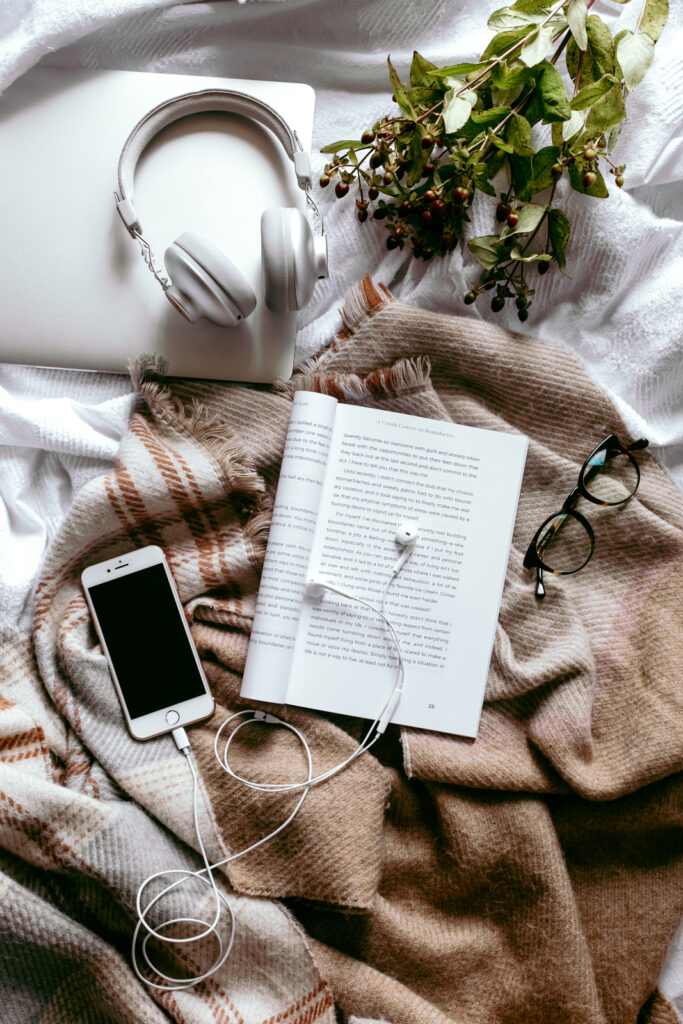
[
  {"x1": 423, "y1": 162, "x2": 435, "y2": 175},
  {"x1": 424, "y1": 189, "x2": 437, "y2": 203},
  {"x1": 421, "y1": 210, "x2": 433, "y2": 227},
  {"x1": 386, "y1": 235, "x2": 399, "y2": 250},
  {"x1": 357, "y1": 208, "x2": 368, "y2": 223},
  {"x1": 368, "y1": 186, "x2": 379, "y2": 200},
  {"x1": 398, "y1": 200, "x2": 411, "y2": 213},
  {"x1": 421, "y1": 134, "x2": 434, "y2": 150},
  {"x1": 507, "y1": 212, "x2": 519, "y2": 227},
  {"x1": 370, "y1": 151, "x2": 384, "y2": 169},
  {"x1": 361, "y1": 129, "x2": 375, "y2": 144},
  {"x1": 319, "y1": 174, "x2": 331, "y2": 188},
  {"x1": 431, "y1": 199, "x2": 446, "y2": 215},
  {"x1": 442, "y1": 232, "x2": 455, "y2": 248},
  {"x1": 454, "y1": 186, "x2": 469, "y2": 202},
  {"x1": 335, "y1": 181, "x2": 349, "y2": 198},
  {"x1": 615, "y1": 174, "x2": 625, "y2": 188},
  {"x1": 551, "y1": 163, "x2": 563, "y2": 178},
  {"x1": 584, "y1": 147, "x2": 596, "y2": 160},
  {"x1": 583, "y1": 171, "x2": 596, "y2": 188},
  {"x1": 496, "y1": 203, "x2": 509, "y2": 222}
]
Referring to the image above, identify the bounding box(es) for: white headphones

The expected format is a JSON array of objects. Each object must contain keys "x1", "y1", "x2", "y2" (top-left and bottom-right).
[{"x1": 115, "y1": 89, "x2": 329, "y2": 326}]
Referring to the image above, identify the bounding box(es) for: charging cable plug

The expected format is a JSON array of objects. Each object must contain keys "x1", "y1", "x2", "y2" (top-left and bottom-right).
[
  {"x1": 172, "y1": 726, "x2": 190, "y2": 751},
  {"x1": 253, "y1": 710, "x2": 282, "y2": 725}
]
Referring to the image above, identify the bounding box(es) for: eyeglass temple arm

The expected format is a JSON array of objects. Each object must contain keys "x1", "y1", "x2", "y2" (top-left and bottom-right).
[{"x1": 535, "y1": 565, "x2": 546, "y2": 599}]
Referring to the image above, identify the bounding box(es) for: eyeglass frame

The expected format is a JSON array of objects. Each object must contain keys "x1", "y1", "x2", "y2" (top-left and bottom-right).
[{"x1": 523, "y1": 433, "x2": 649, "y2": 599}]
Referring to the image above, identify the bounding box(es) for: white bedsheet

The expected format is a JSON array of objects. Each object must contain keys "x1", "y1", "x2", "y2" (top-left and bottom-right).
[{"x1": 1, "y1": 0, "x2": 682, "y2": 1009}]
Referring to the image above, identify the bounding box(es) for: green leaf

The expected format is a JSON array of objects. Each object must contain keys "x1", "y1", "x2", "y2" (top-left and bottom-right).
[
  {"x1": 607, "y1": 120, "x2": 623, "y2": 153},
  {"x1": 387, "y1": 56, "x2": 417, "y2": 118},
  {"x1": 511, "y1": 0, "x2": 552, "y2": 10},
  {"x1": 535, "y1": 61, "x2": 572, "y2": 122},
  {"x1": 562, "y1": 107, "x2": 587, "y2": 140},
  {"x1": 407, "y1": 86, "x2": 446, "y2": 108},
  {"x1": 442, "y1": 84, "x2": 478, "y2": 133},
  {"x1": 640, "y1": 0, "x2": 668, "y2": 42},
  {"x1": 470, "y1": 105, "x2": 511, "y2": 125},
  {"x1": 616, "y1": 31, "x2": 655, "y2": 91},
  {"x1": 320, "y1": 139, "x2": 364, "y2": 154},
  {"x1": 472, "y1": 173, "x2": 497, "y2": 197},
  {"x1": 506, "y1": 112, "x2": 535, "y2": 155},
  {"x1": 568, "y1": 159, "x2": 609, "y2": 196},
  {"x1": 490, "y1": 134, "x2": 515, "y2": 153},
  {"x1": 529, "y1": 145, "x2": 561, "y2": 191},
  {"x1": 488, "y1": 5, "x2": 547, "y2": 31},
  {"x1": 491, "y1": 60, "x2": 535, "y2": 89},
  {"x1": 564, "y1": 0, "x2": 588, "y2": 50},
  {"x1": 485, "y1": 148, "x2": 508, "y2": 178},
  {"x1": 509, "y1": 246, "x2": 552, "y2": 262},
  {"x1": 567, "y1": 14, "x2": 615, "y2": 84},
  {"x1": 520, "y1": 24, "x2": 555, "y2": 66},
  {"x1": 509, "y1": 154, "x2": 534, "y2": 200},
  {"x1": 468, "y1": 235, "x2": 507, "y2": 268},
  {"x1": 548, "y1": 208, "x2": 570, "y2": 270},
  {"x1": 511, "y1": 201, "x2": 547, "y2": 233},
  {"x1": 480, "y1": 28, "x2": 531, "y2": 62},
  {"x1": 429, "y1": 62, "x2": 489, "y2": 77},
  {"x1": 570, "y1": 74, "x2": 617, "y2": 109},
  {"x1": 406, "y1": 131, "x2": 431, "y2": 187},
  {"x1": 410, "y1": 50, "x2": 438, "y2": 88},
  {"x1": 585, "y1": 83, "x2": 626, "y2": 133}
]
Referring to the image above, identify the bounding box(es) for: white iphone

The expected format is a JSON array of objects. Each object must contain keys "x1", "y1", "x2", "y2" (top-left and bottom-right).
[{"x1": 81, "y1": 545, "x2": 214, "y2": 740}]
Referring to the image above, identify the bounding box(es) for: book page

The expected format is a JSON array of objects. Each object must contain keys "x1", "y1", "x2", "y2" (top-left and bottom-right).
[
  {"x1": 286, "y1": 404, "x2": 528, "y2": 736},
  {"x1": 241, "y1": 391, "x2": 338, "y2": 702}
]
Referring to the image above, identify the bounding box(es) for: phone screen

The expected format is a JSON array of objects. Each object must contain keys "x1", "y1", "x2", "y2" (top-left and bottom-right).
[{"x1": 87, "y1": 563, "x2": 207, "y2": 720}]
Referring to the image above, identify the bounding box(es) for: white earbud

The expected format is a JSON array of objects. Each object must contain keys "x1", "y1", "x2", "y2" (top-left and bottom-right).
[
  {"x1": 393, "y1": 521, "x2": 419, "y2": 575},
  {"x1": 304, "y1": 575, "x2": 328, "y2": 599}
]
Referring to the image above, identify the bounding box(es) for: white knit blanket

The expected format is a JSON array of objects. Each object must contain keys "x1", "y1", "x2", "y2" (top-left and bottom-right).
[{"x1": 0, "y1": 0, "x2": 682, "y2": 1001}]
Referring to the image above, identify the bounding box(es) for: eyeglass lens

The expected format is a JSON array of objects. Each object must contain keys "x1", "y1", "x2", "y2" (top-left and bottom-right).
[
  {"x1": 580, "y1": 447, "x2": 639, "y2": 504},
  {"x1": 536, "y1": 513, "x2": 593, "y2": 574}
]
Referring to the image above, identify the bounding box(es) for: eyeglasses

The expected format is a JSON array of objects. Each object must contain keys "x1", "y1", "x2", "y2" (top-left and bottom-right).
[{"x1": 523, "y1": 434, "x2": 649, "y2": 599}]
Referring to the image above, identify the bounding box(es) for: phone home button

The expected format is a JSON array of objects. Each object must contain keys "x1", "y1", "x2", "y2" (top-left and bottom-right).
[{"x1": 165, "y1": 709, "x2": 180, "y2": 725}]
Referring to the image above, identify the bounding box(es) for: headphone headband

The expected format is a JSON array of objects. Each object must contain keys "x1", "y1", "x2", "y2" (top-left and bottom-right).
[{"x1": 116, "y1": 88, "x2": 313, "y2": 237}]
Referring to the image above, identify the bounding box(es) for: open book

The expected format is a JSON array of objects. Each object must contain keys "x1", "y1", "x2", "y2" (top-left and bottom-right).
[{"x1": 241, "y1": 391, "x2": 527, "y2": 737}]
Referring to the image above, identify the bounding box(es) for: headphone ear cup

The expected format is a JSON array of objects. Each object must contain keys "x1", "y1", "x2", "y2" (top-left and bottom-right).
[
  {"x1": 261, "y1": 208, "x2": 318, "y2": 312},
  {"x1": 164, "y1": 232, "x2": 257, "y2": 327}
]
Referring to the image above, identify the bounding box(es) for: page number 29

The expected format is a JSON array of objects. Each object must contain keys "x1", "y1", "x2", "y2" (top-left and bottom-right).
[{"x1": 427, "y1": 703, "x2": 435, "y2": 710}]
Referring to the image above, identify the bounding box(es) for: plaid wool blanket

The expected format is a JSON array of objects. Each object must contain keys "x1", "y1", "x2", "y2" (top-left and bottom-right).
[{"x1": 1, "y1": 278, "x2": 682, "y2": 1023}]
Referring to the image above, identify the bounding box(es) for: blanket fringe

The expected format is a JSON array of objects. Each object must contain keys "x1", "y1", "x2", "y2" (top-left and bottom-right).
[
  {"x1": 129, "y1": 354, "x2": 267, "y2": 514},
  {"x1": 337, "y1": 275, "x2": 392, "y2": 341},
  {"x1": 280, "y1": 356, "x2": 432, "y2": 404}
]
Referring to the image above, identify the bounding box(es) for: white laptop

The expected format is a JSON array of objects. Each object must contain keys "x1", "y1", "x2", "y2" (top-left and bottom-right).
[{"x1": 0, "y1": 67, "x2": 316, "y2": 382}]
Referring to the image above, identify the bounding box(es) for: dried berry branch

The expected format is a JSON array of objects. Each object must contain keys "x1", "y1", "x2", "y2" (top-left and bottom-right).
[{"x1": 320, "y1": 0, "x2": 668, "y2": 320}]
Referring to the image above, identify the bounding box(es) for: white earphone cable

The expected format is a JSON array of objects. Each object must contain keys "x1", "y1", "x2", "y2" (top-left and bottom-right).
[{"x1": 133, "y1": 529, "x2": 413, "y2": 991}]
